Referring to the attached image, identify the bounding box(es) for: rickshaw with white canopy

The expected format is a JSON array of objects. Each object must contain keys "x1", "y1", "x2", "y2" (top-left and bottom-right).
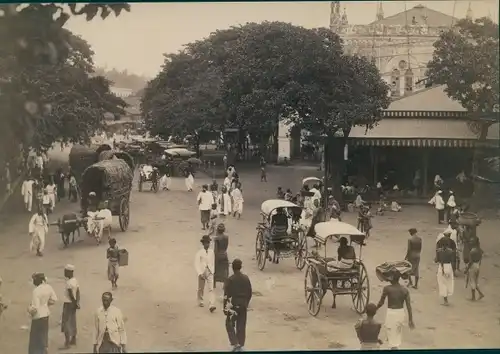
[
  {"x1": 302, "y1": 176, "x2": 322, "y2": 188},
  {"x1": 255, "y1": 199, "x2": 307, "y2": 271},
  {"x1": 304, "y1": 220, "x2": 370, "y2": 316}
]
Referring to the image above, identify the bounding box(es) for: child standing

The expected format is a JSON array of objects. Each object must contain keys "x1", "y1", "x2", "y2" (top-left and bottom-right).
[
  {"x1": 276, "y1": 187, "x2": 284, "y2": 199},
  {"x1": 209, "y1": 203, "x2": 218, "y2": 235},
  {"x1": 354, "y1": 303, "x2": 382, "y2": 349},
  {"x1": 106, "y1": 238, "x2": 120, "y2": 290}
]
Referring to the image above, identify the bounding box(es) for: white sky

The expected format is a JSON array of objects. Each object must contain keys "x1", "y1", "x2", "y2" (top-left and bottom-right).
[{"x1": 65, "y1": 1, "x2": 499, "y2": 77}]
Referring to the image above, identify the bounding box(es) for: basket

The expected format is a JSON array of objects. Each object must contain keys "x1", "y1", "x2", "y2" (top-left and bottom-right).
[
  {"x1": 375, "y1": 261, "x2": 412, "y2": 282},
  {"x1": 118, "y1": 249, "x2": 128, "y2": 267},
  {"x1": 457, "y1": 212, "x2": 480, "y2": 227}
]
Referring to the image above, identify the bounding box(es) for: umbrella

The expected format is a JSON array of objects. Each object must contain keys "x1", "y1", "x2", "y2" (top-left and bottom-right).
[{"x1": 187, "y1": 157, "x2": 202, "y2": 165}]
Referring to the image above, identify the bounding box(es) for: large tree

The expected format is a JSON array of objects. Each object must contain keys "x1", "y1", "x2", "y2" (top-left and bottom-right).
[
  {"x1": 426, "y1": 17, "x2": 499, "y2": 207},
  {"x1": 143, "y1": 22, "x2": 390, "y2": 196},
  {"x1": 0, "y1": 3, "x2": 130, "y2": 159}
]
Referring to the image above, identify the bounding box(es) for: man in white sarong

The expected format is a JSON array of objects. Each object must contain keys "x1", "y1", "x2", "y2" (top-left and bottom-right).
[
  {"x1": 217, "y1": 186, "x2": 232, "y2": 217},
  {"x1": 376, "y1": 271, "x2": 415, "y2": 349},
  {"x1": 230, "y1": 184, "x2": 244, "y2": 219},
  {"x1": 185, "y1": 170, "x2": 194, "y2": 192},
  {"x1": 223, "y1": 173, "x2": 232, "y2": 191},
  {"x1": 160, "y1": 173, "x2": 171, "y2": 191},
  {"x1": 29, "y1": 208, "x2": 48, "y2": 257},
  {"x1": 429, "y1": 190, "x2": 446, "y2": 224},
  {"x1": 436, "y1": 234, "x2": 455, "y2": 305},
  {"x1": 22, "y1": 178, "x2": 35, "y2": 212}
]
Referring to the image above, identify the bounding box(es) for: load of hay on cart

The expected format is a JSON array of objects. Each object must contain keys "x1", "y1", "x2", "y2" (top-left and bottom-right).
[
  {"x1": 255, "y1": 199, "x2": 307, "y2": 271},
  {"x1": 304, "y1": 221, "x2": 369, "y2": 316},
  {"x1": 80, "y1": 159, "x2": 133, "y2": 232}
]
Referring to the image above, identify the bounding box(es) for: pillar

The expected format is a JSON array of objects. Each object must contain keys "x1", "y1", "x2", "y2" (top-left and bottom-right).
[
  {"x1": 399, "y1": 72, "x2": 406, "y2": 97},
  {"x1": 422, "y1": 149, "x2": 429, "y2": 196}
]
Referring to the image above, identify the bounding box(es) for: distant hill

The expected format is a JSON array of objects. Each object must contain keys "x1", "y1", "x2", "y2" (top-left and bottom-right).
[{"x1": 95, "y1": 67, "x2": 150, "y2": 93}]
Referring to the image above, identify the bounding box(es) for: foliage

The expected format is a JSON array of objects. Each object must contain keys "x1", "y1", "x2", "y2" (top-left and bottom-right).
[
  {"x1": 426, "y1": 17, "x2": 499, "y2": 135},
  {"x1": 94, "y1": 67, "x2": 149, "y2": 92},
  {"x1": 0, "y1": 3, "x2": 129, "y2": 156},
  {"x1": 143, "y1": 21, "x2": 390, "y2": 150}
]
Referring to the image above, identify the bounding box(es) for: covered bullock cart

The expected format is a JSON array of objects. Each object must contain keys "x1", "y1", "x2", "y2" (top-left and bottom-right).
[
  {"x1": 98, "y1": 150, "x2": 135, "y2": 170},
  {"x1": 81, "y1": 159, "x2": 133, "y2": 232},
  {"x1": 69, "y1": 144, "x2": 112, "y2": 183}
]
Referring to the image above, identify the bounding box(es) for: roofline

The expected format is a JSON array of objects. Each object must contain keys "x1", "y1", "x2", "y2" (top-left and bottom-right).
[{"x1": 367, "y1": 5, "x2": 459, "y2": 26}]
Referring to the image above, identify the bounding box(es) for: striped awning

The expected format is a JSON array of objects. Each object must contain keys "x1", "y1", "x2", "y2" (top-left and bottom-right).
[{"x1": 349, "y1": 138, "x2": 498, "y2": 148}]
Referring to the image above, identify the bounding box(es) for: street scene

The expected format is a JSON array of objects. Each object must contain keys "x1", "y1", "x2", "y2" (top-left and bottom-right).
[{"x1": 0, "y1": 1, "x2": 499, "y2": 353}]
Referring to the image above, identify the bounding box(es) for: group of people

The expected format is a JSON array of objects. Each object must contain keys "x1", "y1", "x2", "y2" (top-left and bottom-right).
[{"x1": 194, "y1": 223, "x2": 253, "y2": 352}]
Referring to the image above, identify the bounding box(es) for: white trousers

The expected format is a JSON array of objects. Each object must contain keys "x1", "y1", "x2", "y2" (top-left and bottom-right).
[
  {"x1": 30, "y1": 228, "x2": 46, "y2": 253},
  {"x1": 185, "y1": 175, "x2": 194, "y2": 190},
  {"x1": 233, "y1": 200, "x2": 243, "y2": 214},
  {"x1": 197, "y1": 269, "x2": 215, "y2": 308},
  {"x1": 24, "y1": 193, "x2": 33, "y2": 212}
]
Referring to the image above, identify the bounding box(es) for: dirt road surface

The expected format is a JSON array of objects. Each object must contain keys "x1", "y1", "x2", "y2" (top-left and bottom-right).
[{"x1": 0, "y1": 153, "x2": 499, "y2": 352}]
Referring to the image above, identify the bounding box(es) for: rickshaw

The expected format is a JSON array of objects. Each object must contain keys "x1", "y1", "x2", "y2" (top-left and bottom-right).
[
  {"x1": 304, "y1": 220, "x2": 370, "y2": 316},
  {"x1": 138, "y1": 163, "x2": 160, "y2": 192},
  {"x1": 302, "y1": 176, "x2": 322, "y2": 188},
  {"x1": 255, "y1": 200, "x2": 308, "y2": 271}
]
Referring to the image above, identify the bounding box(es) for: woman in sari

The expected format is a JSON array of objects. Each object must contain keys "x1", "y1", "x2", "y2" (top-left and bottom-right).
[{"x1": 213, "y1": 223, "x2": 229, "y2": 289}]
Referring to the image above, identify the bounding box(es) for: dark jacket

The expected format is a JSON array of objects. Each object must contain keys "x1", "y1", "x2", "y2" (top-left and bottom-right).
[{"x1": 224, "y1": 272, "x2": 252, "y2": 308}]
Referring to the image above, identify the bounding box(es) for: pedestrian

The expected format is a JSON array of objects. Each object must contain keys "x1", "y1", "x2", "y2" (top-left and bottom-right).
[
  {"x1": 194, "y1": 235, "x2": 216, "y2": 312},
  {"x1": 276, "y1": 187, "x2": 284, "y2": 199},
  {"x1": 93, "y1": 292, "x2": 127, "y2": 353},
  {"x1": 465, "y1": 237, "x2": 484, "y2": 301},
  {"x1": 223, "y1": 173, "x2": 232, "y2": 191},
  {"x1": 231, "y1": 183, "x2": 244, "y2": 219},
  {"x1": 436, "y1": 233, "x2": 455, "y2": 306},
  {"x1": 223, "y1": 154, "x2": 228, "y2": 171},
  {"x1": 45, "y1": 176, "x2": 57, "y2": 212},
  {"x1": 61, "y1": 264, "x2": 80, "y2": 349},
  {"x1": 260, "y1": 165, "x2": 267, "y2": 182},
  {"x1": 41, "y1": 189, "x2": 51, "y2": 215},
  {"x1": 197, "y1": 184, "x2": 213, "y2": 230},
  {"x1": 354, "y1": 303, "x2": 383, "y2": 349},
  {"x1": 208, "y1": 203, "x2": 218, "y2": 235},
  {"x1": 405, "y1": 228, "x2": 422, "y2": 289},
  {"x1": 428, "y1": 190, "x2": 445, "y2": 224},
  {"x1": 284, "y1": 189, "x2": 293, "y2": 201},
  {"x1": 159, "y1": 172, "x2": 171, "y2": 191},
  {"x1": 185, "y1": 166, "x2": 194, "y2": 192},
  {"x1": 213, "y1": 223, "x2": 229, "y2": 289},
  {"x1": 68, "y1": 173, "x2": 78, "y2": 202},
  {"x1": 446, "y1": 191, "x2": 456, "y2": 222},
  {"x1": 29, "y1": 207, "x2": 48, "y2": 257},
  {"x1": 224, "y1": 258, "x2": 252, "y2": 352},
  {"x1": 217, "y1": 186, "x2": 232, "y2": 218},
  {"x1": 28, "y1": 272, "x2": 57, "y2": 354},
  {"x1": 21, "y1": 176, "x2": 35, "y2": 212},
  {"x1": 107, "y1": 238, "x2": 120, "y2": 289},
  {"x1": 376, "y1": 271, "x2": 415, "y2": 349},
  {"x1": 0, "y1": 276, "x2": 7, "y2": 319},
  {"x1": 4, "y1": 162, "x2": 11, "y2": 194},
  {"x1": 55, "y1": 168, "x2": 66, "y2": 201}
]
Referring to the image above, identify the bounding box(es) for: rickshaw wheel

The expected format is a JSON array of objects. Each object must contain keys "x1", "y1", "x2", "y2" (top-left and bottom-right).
[
  {"x1": 352, "y1": 261, "x2": 370, "y2": 314},
  {"x1": 255, "y1": 230, "x2": 267, "y2": 271},
  {"x1": 119, "y1": 198, "x2": 130, "y2": 232},
  {"x1": 295, "y1": 229, "x2": 307, "y2": 270},
  {"x1": 138, "y1": 177, "x2": 143, "y2": 192},
  {"x1": 304, "y1": 264, "x2": 323, "y2": 316}
]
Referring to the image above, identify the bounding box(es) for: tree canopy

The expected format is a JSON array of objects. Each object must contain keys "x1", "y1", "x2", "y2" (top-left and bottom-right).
[
  {"x1": 0, "y1": 3, "x2": 130, "y2": 157},
  {"x1": 142, "y1": 21, "x2": 390, "y2": 148},
  {"x1": 426, "y1": 17, "x2": 499, "y2": 134}
]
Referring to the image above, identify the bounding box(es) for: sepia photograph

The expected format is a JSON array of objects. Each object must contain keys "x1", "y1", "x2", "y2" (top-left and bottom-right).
[{"x1": 0, "y1": 0, "x2": 498, "y2": 352}]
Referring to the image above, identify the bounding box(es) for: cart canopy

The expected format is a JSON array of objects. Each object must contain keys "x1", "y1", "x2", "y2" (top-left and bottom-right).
[
  {"x1": 314, "y1": 220, "x2": 365, "y2": 245},
  {"x1": 260, "y1": 199, "x2": 301, "y2": 216}
]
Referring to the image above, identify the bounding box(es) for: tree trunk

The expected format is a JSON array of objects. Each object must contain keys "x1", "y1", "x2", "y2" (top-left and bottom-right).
[
  {"x1": 326, "y1": 135, "x2": 347, "y2": 205},
  {"x1": 471, "y1": 123, "x2": 492, "y2": 211}
]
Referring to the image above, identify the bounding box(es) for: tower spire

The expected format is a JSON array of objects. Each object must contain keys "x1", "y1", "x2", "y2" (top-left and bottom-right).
[
  {"x1": 466, "y1": 2, "x2": 473, "y2": 20},
  {"x1": 376, "y1": 1, "x2": 384, "y2": 21},
  {"x1": 341, "y1": 6, "x2": 348, "y2": 26},
  {"x1": 329, "y1": 1, "x2": 342, "y2": 33}
]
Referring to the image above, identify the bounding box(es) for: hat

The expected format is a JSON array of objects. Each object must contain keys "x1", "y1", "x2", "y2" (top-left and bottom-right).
[
  {"x1": 200, "y1": 235, "x2": 211, "y2": 243},
  {"x1": 64, "y1": 264, "x2": 75, "y2": 271},
  {"x1": 443, "y1": 230, "x2": 452, "y2": 235},
  {"x1": 449, "y1": 191, "x2": 454, "y2": 194},
  {"x1": 102, "y1": 292, "x2": 113, "y2": 300},
  {"x1": 437, "y1": 190, "x2": 443, "y2": 194},
  {"x1": 89, "y1": 192, "x2": 96, "y2": 197}
]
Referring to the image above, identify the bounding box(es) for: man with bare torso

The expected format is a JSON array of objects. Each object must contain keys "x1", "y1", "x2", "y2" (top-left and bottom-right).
[
  {"x1": 405, "y1": 228, "x2": 422, "y2": 289},
  {"x1": 377, "y1": 273, "x2": 415, "y2": 349}
]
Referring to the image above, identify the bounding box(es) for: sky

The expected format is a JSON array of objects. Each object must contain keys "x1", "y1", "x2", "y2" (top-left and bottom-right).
[{"x1": 66, "y1": 1, "x2": 499, "y2": 77}]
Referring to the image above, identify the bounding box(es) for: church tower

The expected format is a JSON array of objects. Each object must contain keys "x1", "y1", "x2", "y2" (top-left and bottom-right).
[
  {"x1": 329, "y1": 1, "x2": 342, "y2": 33},
  {"x1": 465, "y1": 2, "x2": 473, "y2": 20},
  {"x1": 376, "y1": 1, "x2": 384, "y2": 21}
]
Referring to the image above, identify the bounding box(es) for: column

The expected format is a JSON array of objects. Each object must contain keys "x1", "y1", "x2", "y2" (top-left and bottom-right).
[{"x1": 399, "y1": 72, "x2": 406, "y2": 97}]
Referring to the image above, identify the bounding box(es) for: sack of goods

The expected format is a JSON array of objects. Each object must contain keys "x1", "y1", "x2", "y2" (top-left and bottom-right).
[{"x1": 376, "y1": 261, "x2": 412, "y2": 282}]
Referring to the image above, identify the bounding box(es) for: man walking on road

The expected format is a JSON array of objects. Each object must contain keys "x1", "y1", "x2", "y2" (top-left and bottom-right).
[
  {"x1": 224, "y1": 259, "x2": 253, "y2": 352},
  {"x1": 405, "y1": 228, "x2": 422, "y2": 289},
  {"x1": 61, "y1": 264, "x2": 80, "y2": 349},
  {"x1": 28, "y1": 273, "x2": 57, "y2": 354},
  {"x1": 376, "y1": 271, "x2": 415, "y2": 349},
  {"x1": 195, "y1": 235, "x2": 216, "y2": 312},
  {"x1": 197, "y1": 184, "x2": 213, "y2": 230},
  {"x1": 93, "y1": 292, "x2": 127, "y2": 353}
]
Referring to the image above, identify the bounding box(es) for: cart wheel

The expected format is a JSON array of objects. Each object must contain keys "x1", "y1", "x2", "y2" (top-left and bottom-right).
[
  {"x1": 352, "y1": 262, "x2": 370, "y2": 314},
  {"x1": 304, "y1": 264, "x2": 323, "y2": 316},
  {"x1": 295, "y1": 229, "x2": 307, "y2": 270},
  {"x1": 255, "y1": 230, "x2": 267, "y2": 271},
  {"x1": 138, "y1": 178, "x2": 143, "y2": 192},
  {"x1": 119, "y1": 198, "x2": 130, "y2": 232}
]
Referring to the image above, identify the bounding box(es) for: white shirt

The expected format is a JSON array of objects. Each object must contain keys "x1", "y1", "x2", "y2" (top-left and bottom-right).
[
  {"x1": 231, "y1": 188, "x2": 243, "y2": 202},
  {"x1": 35, "y1": 156, "x2": 44, "y2": 168},
  {"x1": 29, "y1": 283, "x2": 57, "y2": 319},
  {"x1": 64, "y1": 277, "x2": 79, "y2": 303},
  {"x1": 447, "y1": 195, "x2": 456, "y2": 208},
  {"x1": 194, "y1": 248, "x2": 215, "y2": 276},
  {"x1": 94, "y1": 305, "x2": 127, "y2": 347},
  {"x1": 434, "y1": 195, "x2": 445, "y2": 210},
  {"x1": 310, "y1": 188, "x2": 321, "y2": 201},
  {"x1": 197, "y1": 191, "x2": 213, "y2": 211},
  {"x1": 29, "y1": 214, "x2": 48, "y2": 233}
]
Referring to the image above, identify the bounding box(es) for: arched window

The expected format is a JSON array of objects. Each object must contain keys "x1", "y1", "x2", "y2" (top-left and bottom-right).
[
  {"x1": 405, "y1": 68, "x2": 414, "y2": 94},
  {"x1": 391, "y1": 69, "x2": 401, "y2": 97}
]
